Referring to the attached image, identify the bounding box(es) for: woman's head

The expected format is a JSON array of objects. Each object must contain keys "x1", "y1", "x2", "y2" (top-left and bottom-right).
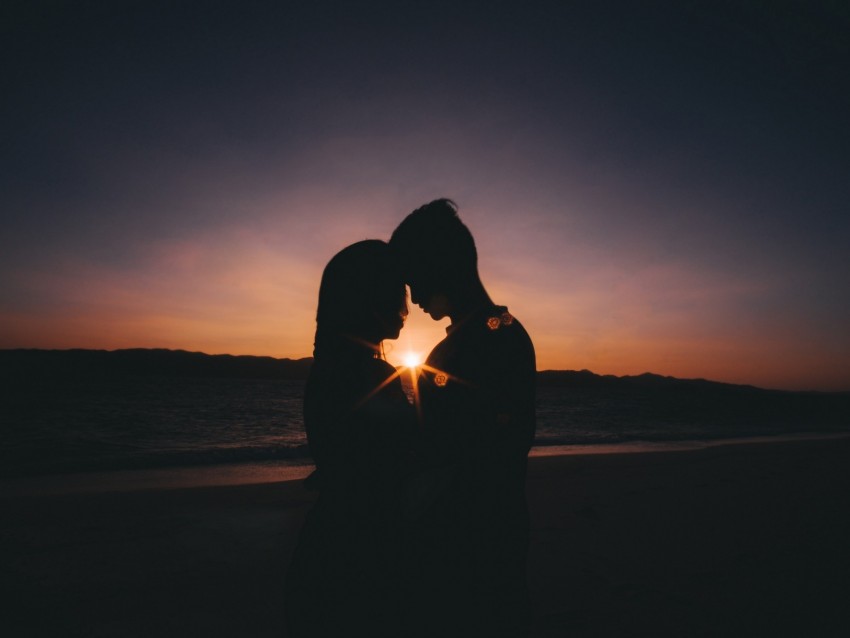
[{"x1": 314, "y1": 240, "x2": 407, "y2": 358}]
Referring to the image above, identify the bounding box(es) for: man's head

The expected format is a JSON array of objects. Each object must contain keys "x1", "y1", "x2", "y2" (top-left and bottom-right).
[{"x1": 389, "y1": 198, "x2": 478, "y2": 320}]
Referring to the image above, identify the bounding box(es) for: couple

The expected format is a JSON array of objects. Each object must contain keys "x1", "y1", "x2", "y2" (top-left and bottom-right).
[{"x1": 285, "y1": 199, "x2": 536, "y2": 637}]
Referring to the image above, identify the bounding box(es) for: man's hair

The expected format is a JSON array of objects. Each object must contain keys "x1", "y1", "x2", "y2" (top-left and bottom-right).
[{"x1": 389, "y1": 198, "x2": 477, "y2": 276}]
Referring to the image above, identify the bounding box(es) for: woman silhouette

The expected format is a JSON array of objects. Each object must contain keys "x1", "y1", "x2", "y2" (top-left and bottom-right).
[{"x1": 285, "y1": 240, "x2": 416, "y2": 638}]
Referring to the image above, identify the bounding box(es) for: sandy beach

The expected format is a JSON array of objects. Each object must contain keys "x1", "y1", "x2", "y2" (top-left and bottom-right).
[{"x1": 2, "y1": 436, "x2": 849, "y2": 637}]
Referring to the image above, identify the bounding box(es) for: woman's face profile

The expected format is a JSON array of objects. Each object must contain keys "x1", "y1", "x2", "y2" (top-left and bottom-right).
[
  {"x1": 374, "y1": 285, "x2": 408, "y2": 341},
  {"x1": 317, "y1": 241, "x2": 408, "y2": 348}
]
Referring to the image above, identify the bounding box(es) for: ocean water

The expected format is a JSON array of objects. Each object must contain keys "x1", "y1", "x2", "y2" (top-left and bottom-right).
[{"x1": 1, "y1": 376, "x2": 847, "y2": 478}]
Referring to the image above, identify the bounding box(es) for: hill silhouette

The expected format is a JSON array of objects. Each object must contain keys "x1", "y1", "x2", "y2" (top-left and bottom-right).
[{"x1": 0, "y1": 348, "x2": 313, "y2": 380}]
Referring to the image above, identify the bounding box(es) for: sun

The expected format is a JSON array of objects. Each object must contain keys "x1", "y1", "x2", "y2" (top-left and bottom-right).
[{"x1": 401, "y1": 351, "x2": 423, "y2": 368}]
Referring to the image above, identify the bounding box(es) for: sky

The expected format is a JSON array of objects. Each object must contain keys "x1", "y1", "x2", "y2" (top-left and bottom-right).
[{"x1": 2, "y1": 0, "x2": 849, "y2": 391}]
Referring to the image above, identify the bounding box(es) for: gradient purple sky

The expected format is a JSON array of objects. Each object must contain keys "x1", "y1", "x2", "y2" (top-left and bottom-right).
[{"x1": 2, "y1": 1, "x2": 849, "y2": 390}]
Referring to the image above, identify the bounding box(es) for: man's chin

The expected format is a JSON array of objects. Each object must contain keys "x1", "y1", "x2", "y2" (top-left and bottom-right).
[{"x1": 421, "y1": 295, "x2": 450, "y2": 321}]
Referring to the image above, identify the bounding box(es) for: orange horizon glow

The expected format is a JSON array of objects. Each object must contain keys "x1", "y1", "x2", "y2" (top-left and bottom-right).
[{"x1": 2, "y1": 300, "x2": 849, "y2": 392}]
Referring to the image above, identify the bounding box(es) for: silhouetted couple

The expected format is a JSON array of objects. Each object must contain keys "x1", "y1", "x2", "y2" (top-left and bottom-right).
[{"x1": 285, "y1": 199, "x2": 536, "y2": 637}]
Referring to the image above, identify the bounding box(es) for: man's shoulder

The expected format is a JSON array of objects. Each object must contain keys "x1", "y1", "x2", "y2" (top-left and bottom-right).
[
  {"x1": 453, "y1": 306, "x2": 536, "y2": 369},
  {"x1": 476, "y1": 307, "x2": 533, "y2": 347}
]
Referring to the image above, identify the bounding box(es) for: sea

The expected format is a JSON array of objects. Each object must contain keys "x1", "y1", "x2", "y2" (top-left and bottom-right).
[{"x1": 2, "y1": 373, "x2": 849, "y2": 484}]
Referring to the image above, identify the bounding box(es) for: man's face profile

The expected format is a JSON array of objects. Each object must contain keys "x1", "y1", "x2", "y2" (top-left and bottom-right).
[
  {"x1": 417, "y1": 291, "x2": 450, "y2": 321},
  {"x1": 406, "y1": 269, "x2": 450, "y2": 321}
]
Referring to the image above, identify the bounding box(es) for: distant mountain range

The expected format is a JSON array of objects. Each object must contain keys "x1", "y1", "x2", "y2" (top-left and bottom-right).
[
  {"x1": 0, "y1": 348, "x2": 313, "y2": 380},
  {"x1": 1, "y1": 348, "x2": 847, "y2": 397},
  {"x1": 538, "y1": 369, "x2": 782, "y2": 393}
]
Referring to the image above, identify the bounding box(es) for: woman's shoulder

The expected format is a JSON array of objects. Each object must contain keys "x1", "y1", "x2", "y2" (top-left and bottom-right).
[
  {"x1": 358, "y1": 358, "x2": 407, "y2": 396},
  {"x1": 362, "y1": 357, "x2": 398, "y2": 379}
]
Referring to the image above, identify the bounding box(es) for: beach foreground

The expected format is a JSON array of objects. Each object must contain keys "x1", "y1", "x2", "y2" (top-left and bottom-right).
[{"x1": 2, "y1": 437, "x2": 849, "y2": 637}]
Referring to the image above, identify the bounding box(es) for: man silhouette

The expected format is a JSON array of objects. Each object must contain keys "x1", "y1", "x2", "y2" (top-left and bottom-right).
[{"x1": 390, "y1": 199, "x2": 536, "y2": 637}]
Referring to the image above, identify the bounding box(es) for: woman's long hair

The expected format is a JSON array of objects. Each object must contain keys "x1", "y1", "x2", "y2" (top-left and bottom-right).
[{"x1": 313, "y1": 240, "x2": 407, "y2": 361}]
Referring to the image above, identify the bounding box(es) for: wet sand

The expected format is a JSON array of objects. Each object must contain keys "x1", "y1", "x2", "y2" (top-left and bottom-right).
[{"x1": 2, "y1": 437, "x2": 849, "y2": 637}]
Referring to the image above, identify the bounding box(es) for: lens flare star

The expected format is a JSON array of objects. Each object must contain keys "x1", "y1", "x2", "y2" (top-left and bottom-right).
[{"x1": 401, "y1": 351, "x2": 423, "y2": 368}]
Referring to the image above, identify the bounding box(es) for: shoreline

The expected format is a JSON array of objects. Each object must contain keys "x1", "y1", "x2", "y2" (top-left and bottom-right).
[
  {"x1": 2, "y1": 435, "x2": 849, "y2": 636},
  {"x1": 2, "y1": 430, "x2": 848, "y2": 498}
]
